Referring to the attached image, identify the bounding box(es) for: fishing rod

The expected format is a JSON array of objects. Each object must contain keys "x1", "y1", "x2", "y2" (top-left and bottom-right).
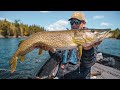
[
  {"x1": 77, "y1": 28, "x2": 111, "y2": 32},
  {"x1": 89, "y1": 28, "x2": 111, "y2": 32}
]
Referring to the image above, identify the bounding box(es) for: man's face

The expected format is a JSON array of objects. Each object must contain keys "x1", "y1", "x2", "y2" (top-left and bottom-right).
[
  {"x1": 70, "y1": 18, "x2": 81, "y2": 29},
  {"x1": 70, "y1": 18, "x2": 85, "y2": 29}
]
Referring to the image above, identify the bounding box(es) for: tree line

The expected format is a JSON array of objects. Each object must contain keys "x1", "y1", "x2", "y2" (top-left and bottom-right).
[
  {"x1": 110, "y1": 28, "x2": 120, "y2": 39},
  {"x1": 0, "y1": 18, "x2": 120, "y2": 39},
  {"x1": 0, "y1": 19, "x2": 46, "y2": 38}
]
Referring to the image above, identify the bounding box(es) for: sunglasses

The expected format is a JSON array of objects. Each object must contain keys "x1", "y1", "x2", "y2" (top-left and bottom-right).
[{"x1": 70, "y1": 20, "x2": 81, "y2": 25}]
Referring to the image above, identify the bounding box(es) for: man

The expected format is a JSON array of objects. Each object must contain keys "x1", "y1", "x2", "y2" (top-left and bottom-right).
[{"x1": 38, "y1": 11, "x2": 101, "y2": 79}]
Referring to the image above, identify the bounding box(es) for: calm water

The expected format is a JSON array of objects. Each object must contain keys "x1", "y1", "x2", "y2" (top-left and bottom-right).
[
  {"x1": 98, "y1": 38, "x2": 120, "y2": 57},
  {"x1": 0, "y1": 38, "x2": 120, "y2": 79},
  {"x1": 0, "y1": 38, "x2": 50, "y2": 79}
]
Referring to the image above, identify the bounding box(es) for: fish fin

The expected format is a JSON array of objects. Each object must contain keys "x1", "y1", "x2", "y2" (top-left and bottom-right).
[
  {"x1": 72, "y1": 37, "x2": 80, "y2": 44},
  {"x1": 10, "y1": 56, "x2": 18, "y2": 73},
  {"x1": 72, "y1": 37, "x2": 85, "y2": 45},
  {"x1": 38, "y1": 49, "x2": 43, "y2": 55},
  {"x1": 20, "y1": 55, "x2": 25, "y2": 62},
  {"x1": 78, "y1": 45, "x2": 82, "y2": 57}
]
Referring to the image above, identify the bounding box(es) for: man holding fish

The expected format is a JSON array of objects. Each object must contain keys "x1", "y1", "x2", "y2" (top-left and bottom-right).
[
  {"x1": 41, "y1": 11, "x2": 102, "y2": 79},
  {"x1": 9, "y1": 11, "x2": 112, "y2": 79}
]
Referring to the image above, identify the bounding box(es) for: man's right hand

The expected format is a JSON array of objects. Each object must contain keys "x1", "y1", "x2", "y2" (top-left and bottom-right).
[{"x1": 43, "y1": 46, "x2": 56, "y2": 53}]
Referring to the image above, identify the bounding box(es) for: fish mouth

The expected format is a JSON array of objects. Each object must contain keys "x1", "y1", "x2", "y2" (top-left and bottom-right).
[{"x1": 99, "y1": 31, "x2": 113, "y2": 40}]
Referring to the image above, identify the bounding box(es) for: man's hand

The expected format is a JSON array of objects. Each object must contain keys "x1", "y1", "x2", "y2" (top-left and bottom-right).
[
  {"x1": 36, "y1": 46, "x2": 56, "y2": 53},
  {"x1": 43, "y1": 46, "x2": 56, "y2": 53},
  {"x1": 83, "y1": 40, "x2": 102, "y2": 50},
  {"x1": 93, "y1": 40, "x2": 102, "y2": 46},
  {"x1": 83, "y1": 43, "x2": 93, "y2": 50}
]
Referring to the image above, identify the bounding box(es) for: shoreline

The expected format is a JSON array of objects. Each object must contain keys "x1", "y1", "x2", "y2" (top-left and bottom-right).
[
  {"x1": 0, "y1": 36, "x2": 120, "y2": 40},
  {"x1": 0, "y1": 36, "x2": 119, "y2": 40},
  {"x1": 0, "y1": 35, "x2": 28, "y2": 38},
  {"x1": 0, "y1": 34, "x2": 119, "y2": 39}
]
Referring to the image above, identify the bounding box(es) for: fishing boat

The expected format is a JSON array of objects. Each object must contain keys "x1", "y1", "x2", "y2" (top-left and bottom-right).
[{"x1": 35, "y1": 52, "x2": 120, "y2": 79}]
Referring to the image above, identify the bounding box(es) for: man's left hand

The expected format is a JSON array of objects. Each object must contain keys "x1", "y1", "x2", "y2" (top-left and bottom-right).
[
  {"x1": 93, "y1": 40, "x2": 102, "y2": 46},
  {"x1": 83, "y1": 40, "x2": 102, "y2": 50}
]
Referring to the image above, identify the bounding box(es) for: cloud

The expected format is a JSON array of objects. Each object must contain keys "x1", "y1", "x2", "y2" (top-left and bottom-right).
[
  {"x1": 39, "y1": 11, "x2": 51, "y2": 13},
  {"x1": 0, "y1": 17, "x2": 12, "y2": 22},
  {"x1": 100, "y1": 22, "x2": 112, "y2": 26},
  {"x1": 45, "y1": 19, "x2": 69, "y2": 31},
  {"x1": 93, "y1": 15, "x2": 104, "y2": 19},
  {"x1": 85, "y1": 19, "x2": 88, "y2": 22}
]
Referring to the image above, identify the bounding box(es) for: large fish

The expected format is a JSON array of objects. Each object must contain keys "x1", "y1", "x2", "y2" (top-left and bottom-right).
[{"x1": 9, "y1": 29, "x2": 113, "y2": 73}]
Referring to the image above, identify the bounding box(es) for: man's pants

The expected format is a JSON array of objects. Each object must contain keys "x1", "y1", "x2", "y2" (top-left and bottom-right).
[{"x1": 56, "y1": 63, "x2": 91, "y2": 79}]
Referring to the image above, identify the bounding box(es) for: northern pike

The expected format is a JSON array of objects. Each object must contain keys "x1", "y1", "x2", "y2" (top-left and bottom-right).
[{"x1": 9, "y1": 29, "x2": 113, "y2": 73}]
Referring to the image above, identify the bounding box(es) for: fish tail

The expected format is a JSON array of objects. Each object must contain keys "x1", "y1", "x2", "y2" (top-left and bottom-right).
[{"x1": 9, "y1": 56, "x2": 18, "y2": 73}]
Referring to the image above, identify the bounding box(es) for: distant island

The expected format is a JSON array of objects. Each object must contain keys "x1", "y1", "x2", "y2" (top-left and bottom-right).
[{"x1": 0, "y1": 19, "x2": 120, "y2": 39}]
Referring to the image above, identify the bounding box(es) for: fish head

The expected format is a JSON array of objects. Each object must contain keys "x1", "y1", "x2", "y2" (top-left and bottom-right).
[
  {"x1": 105, "y1": 31, "x2": 113, "y2": 38},
  {"x1": 96, "y1": 31, "x2": 113, "y2": 40}
]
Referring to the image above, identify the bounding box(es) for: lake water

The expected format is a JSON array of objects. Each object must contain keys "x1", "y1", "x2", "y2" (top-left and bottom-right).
[
  {"x1": 0, "y1": 38, "x2": 50, "y2": 79},
  {"x1": 98, "y1": 38, "x2": 120, "y2": 57},
  {"x1": 0, "y1": 38, "x2": 120, "y2": 79}
]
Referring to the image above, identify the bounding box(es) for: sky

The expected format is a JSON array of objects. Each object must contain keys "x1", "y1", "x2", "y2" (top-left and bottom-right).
[{"x1": 0, "y1": 11, "x2": 120, "y2": 31}]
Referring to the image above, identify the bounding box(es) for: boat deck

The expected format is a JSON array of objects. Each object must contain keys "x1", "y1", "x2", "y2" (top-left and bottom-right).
[
  {"x1": 91, "y1": 63, "x2": 120, "y2": 79},
  {"x1": 35, "y1": 52, "x2": 120, "y2": 79}
]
